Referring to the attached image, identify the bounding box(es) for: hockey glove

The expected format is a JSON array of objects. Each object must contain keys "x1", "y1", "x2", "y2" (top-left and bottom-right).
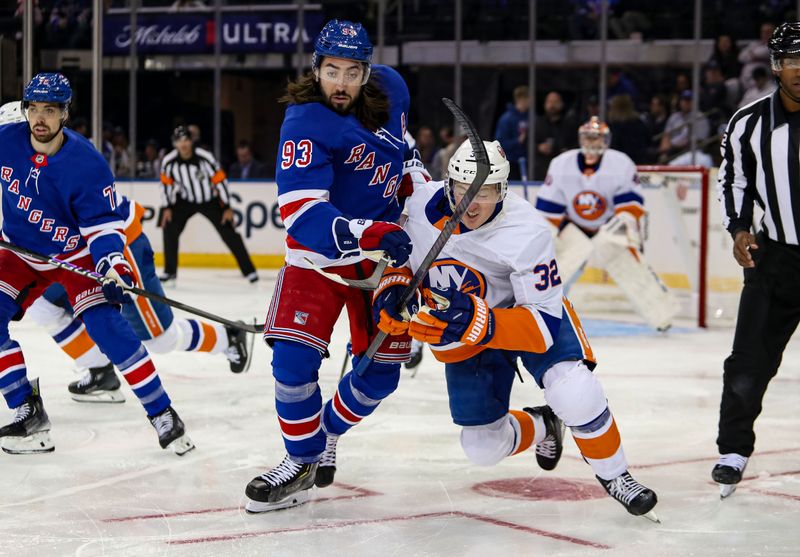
[
  {"x1": 372, "y1": 266, "x2": 418, "y2": 335},
  {"x1": 333, "y1": 217, "x2": 412, "y2": 265},
  {"x1": 409, "y1": 286, "x2": 495, "y2": 346},
  {"x1": 598, "y1": 211, "x2": 641, "y2": 250},
  {"x1": 96, "y1": 252, "x2": 135, "y2": 305}
]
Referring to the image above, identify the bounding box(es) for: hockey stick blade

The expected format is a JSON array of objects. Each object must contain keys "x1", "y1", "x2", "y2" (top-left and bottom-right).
[
  {"x1": 303, "y1": 256, "x2": 390, "y2": 290},
  {"x1": 0, "y1": 239, "x2": 263, "y2": 334},
  {"x1": 354, "y1": 98, "x2": 490, "y2": 375}
]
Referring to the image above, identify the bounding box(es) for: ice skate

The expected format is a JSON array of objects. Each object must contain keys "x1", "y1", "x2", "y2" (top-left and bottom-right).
[
  {"x1": 245, "y1": 455, "x2": 318, "y2": 513},
  {"x1": 148, "y1": 405, "x2": 194, "y2": 456},
  {"x1": 158, "y1": 272, "x2": 176, "y2": 287},
  {"x1": 712, "y1": 453, "x2": 748, "y2": 499},
  {"x1": 597, "y1": 471, "x2": 659, "y2": 522},
  {"x1": 68, "y1": 363, "x2": 125, "y2": 403},
  {"x1": 224, "y1": 323, "x2": 253, "y2": 374},
  {"x1": 404, "y1": 339, "x2": 424, "y2": 375},
  {"x1": 524, "y1": 405, "x2": 564, "y2": 471},
  {"x1": 0, "y1": 378, "x2": 54, "y2": 454},
  {"x1": 314, "y1": 434, "x2": 338, "y2": 488}
]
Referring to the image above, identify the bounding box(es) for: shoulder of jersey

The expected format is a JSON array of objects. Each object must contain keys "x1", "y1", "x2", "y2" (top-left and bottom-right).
[
  {"x1": 284, "y1": 102, "x2": 354, "y2": 136},
  {"x1": 161, "y1": 149, "x2": 179, "y2": 165},
  {"x1": 603, "y1": 148, "x2": 636, "y2": 167},
  {"x1": 501, "y1": 190, "x2": 551, "y2": 237},
  {"x1": 64, "y1": 129, "x2": 108, "y2": 165},
  {"x1": 195, "y1": 146, "x2": 218, "y2": 163},
  {"x1": 0, "y1": 121, "x2": 27, "y2": 137},
  {"x1": 548, "y1": 149, "x2": 580, "y2": 171},
  {"x1": 372, "y1": 65, "x2": 409, "y2": 103}
]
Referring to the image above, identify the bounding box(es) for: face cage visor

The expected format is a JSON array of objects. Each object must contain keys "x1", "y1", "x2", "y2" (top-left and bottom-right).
[
  {"x1": 771, "y1": 55, "x2": 800, "y2": 72},
  {"x1": 315, "y1": 62, "x2": 371, "y2": 87},
  {"x1": 579, "y1": 132, "x2": 611, "y2": 157},
  {"x1": 22, "y1": 102, "x2": 69, "y2": 125},
  {"x1": 446, "y1": 179, "x2": 507, "y2": 212}
]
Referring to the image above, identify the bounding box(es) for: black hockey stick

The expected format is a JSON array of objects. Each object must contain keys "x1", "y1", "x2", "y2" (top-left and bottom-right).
[
  {"x1": 354, "y1": 97, "x2": 490, "y2": 376},
  {"x1": 0, "y1": 239, "x2": 263, "y2": 334}
]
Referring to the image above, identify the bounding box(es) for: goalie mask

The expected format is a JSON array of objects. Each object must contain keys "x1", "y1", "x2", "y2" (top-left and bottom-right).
[
  {"x1": 579, "y1": 117, "x2": 611, "y2": 158},
  {"x1": 445, "y1": 139, "x2": 510, "y2": 212}
]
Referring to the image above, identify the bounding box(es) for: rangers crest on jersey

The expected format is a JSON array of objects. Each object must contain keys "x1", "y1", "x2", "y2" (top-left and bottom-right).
[
  {"x1": 425, "y1": 258, "x2": 487, "y2": 298},
  {"x1": 572, "y1": 190, "x2": 607, "y2": 221}
]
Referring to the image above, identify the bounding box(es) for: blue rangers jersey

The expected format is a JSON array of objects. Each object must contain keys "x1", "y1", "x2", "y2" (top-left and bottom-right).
[
  {"x1": 0, "y1": 123, "x2": 125, "y2": 268},
  {"x1": 277, "y1": 65, "x2": 414, "y2": 268}
]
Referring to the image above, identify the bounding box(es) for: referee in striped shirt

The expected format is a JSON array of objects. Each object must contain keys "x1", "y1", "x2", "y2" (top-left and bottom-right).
[
  {"x1": 159, "y1": 126, "x2": 258, "y2": 284},
  {"x1": 713, "y1": 22, "x2": 800, "y2": 496}
]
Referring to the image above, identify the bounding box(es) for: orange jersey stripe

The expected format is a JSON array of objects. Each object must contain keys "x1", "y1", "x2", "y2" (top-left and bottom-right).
[
  {"x1": 211, "y1": 169, "x2": 226, "y2": 185},
  {"x1": 509, "y1": 410, "x2": 535, "y2": 455},
  {"x1": 429, "y1": 343, "x2": 486, "y2": 363},
  {"x1": 124, "y1": 246, "x2": 165, "y2": 337},
  {"x1": 546, "y1": 216, "x2": 564, "y2": 228},
  {"x1": 614, "y1": 205, "x2": 645, "y2": 221},
  {"x1": 61, "y1": 329, "x2": 96, "y2": 359},
  {"x1": 485, "y1": 307, "x2": 548, "y2": 353},
  {"x1": 160, "y1": 173, "x2": 174, "y2": 186},
  {"x1": 199, "y1": 322, "x2": 217, "y2": 352},
  {"x1": 562, "y1": 297, "x2": 595, "y2": 364},
  {"x1": 124, "y1": 202, "x2": 146, "y2": 246},
  {"x1": 572, "y1": 418, "x2": 621, "y2": 460}
]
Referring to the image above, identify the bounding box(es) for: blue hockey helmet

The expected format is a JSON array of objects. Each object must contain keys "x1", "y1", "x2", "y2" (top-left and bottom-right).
[
  {"x1": 313, "y1": 19, "x2": 373, "y2": 70},
  {"x1": 23, "y1": 73, "x2": 72, "y2": 106}
]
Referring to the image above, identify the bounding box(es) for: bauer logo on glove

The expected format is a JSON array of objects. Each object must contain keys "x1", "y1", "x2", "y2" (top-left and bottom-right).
[{"x1": 409, "y1": 286, "x2": 495, "y2": 346}]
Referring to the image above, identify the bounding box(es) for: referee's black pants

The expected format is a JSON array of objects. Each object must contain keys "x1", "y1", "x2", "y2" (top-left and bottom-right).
[
  {"x1": 162, "y1": 198, "x2": 257, "y2": 278},
  {"x1": 717, "y1": 233, "x2": 800, "y2": 457}
]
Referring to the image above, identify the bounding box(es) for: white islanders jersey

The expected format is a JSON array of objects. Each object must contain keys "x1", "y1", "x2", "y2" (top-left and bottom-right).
[{"x1": 535, "y1": 148, "x2": 643, "y2": 232}]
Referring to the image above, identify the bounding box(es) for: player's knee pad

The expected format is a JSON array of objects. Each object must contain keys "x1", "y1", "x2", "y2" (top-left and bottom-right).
[
  {"x1": 271, "y1": 340, "x2": 322, "y2": 386},
  {"x1": 460, "y1": 416, "x2": 515, "y2": 467},
  {"x1": 80, "y1": 305, "x2": 141, "y2": 363},
  {"x1": 542, "y1": 360, "x2": 607, "y2": 427},
  {"x1": 350, "y1": 358, "x2": 400, "y2": 401},
  {"x1": 25, "y1": 296, "x2": 73, "y2": 332},
  {"x1": 143, "y1": 321, "x2": 181, "y2": 354}
]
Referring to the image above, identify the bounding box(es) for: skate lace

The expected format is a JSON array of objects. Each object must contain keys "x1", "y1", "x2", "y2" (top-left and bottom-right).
[
  {"x1": 12, "y1": 401, "x2": 31, "y2": 424},
  {"x1": 536, "y1": 434, "x2": 557, "y2": 458},
  {"x1": 224, "y1": 345, "x2": 242, "y2": 364},
  {"x1": 76, "y1": 371, "x2": 93, "y2": 389},
  {"x1": 607, "y1": 473, "x2": 646, "y2": 506},
  {"x1": 151, "y1": 410, "x2": 174, "y2": 437},
  {"x1": 260, "y1": 456, "x2": 303, "y2": 487},
  {"x1": 718, "y1": 453, "x2": 748, "y2": 471},
  {"x1": 319, "y1": 435, "x2": 338, "y2": 467}
]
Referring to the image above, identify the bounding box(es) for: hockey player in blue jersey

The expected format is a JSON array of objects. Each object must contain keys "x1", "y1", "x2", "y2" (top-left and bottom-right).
[
  {"x1": 245, "y1": 19, "x2": 426, "y2": 512},
  {"x1": 0, "y1": 73, "x2": 194, "y2": 456}
]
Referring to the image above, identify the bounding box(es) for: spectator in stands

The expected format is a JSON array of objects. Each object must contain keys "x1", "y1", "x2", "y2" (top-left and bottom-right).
[
  {"x1": 414, "y1": 125, "x2": 438, "y2": 167},
  {"x1": 429, "y1": 125, "x2": 455, "y2": 181},
  {"x1": 738, "y1": 65, "x2": 777, "y2": 108},
  {"x1": 228, "y1": 140, "x2": 267, "y2": 180},
  {"x1": 607, "y1": 94, "x2": 649, "y2": 164},
  {"x1": 609, "y1": 0, "x2": 652, "y2": 40},
  {"x1": 533, "y1": 91, "x2": 578, "y2": 180},
  {"x1": 69, "y1": 116, "x2": 90, "y2": 139},
  {"x1": 659, "y1": 90, "x2": 710, "y2": 163},
  {"x1": 709, "y1": 34, "x2": 742, "y2": 81},
  {"x1": 701, "y1": 61, "x2": 732, "y2": 132},
  {"x1": 669, "y1": 73, "x2": 691, "y2": 112},
  {"x1": 110, "y1": 126, "x2": 132, "y2": 178},
  {"x1": 137, "y1": 139, "x2": 162, "y2": 179},
  {"x1": 738, "y1": 22, "x2": 775, "y2": 90},
  {"x1": 568, "y1": 0, "x2": 619, "y2": 40},
  {"x1": 607, "y1": 68, "x2": 639, "y2": 104},
  {"x1": 494, "y1": 85, "x2": 530, "y2": 181},
  {"x1": 578, "y1": 94, "x2": 601, "y2": 124}
]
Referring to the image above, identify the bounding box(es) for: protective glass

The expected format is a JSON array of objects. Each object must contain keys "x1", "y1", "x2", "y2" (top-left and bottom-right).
[
  {"x1": 772, "y1": 56, "x2": 800, "y2": 71},
  {"x1": 450, "y1": 181, "x2": 504, "y2": 204},
  {"x1": 24, "y1": 104, "x2": 64, "y2": 121},
  {"x1": 316, "y1": 64, "x2": 369, "y2": 86}
]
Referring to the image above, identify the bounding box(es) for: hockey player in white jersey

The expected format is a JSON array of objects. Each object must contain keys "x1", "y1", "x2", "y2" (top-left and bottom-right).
[
  {"x1": 535, "y1": 117, "x2": 677, "y2": 330},
  {"x1": 372, "y1": 139, "x2": 659, "y2": 520}
]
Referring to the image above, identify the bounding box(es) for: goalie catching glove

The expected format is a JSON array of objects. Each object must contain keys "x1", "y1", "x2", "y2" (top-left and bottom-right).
[
  {"x1": 597, "y1": 211, "x2": 641, "y2": 249},
  {"x1": 409, "y1": 286, "x2": 495, "y2": 346},
  {"x1": 372, "y1": 266, "x2": 418, "y2": 335},
  {"x1": 96, "y1": 252, "x2": 135, "y2": 305}
]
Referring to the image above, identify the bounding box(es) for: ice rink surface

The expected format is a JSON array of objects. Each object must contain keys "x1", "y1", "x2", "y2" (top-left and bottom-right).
[{"x1": 0, "y1": 269, "x2": 798, "y2": 557}]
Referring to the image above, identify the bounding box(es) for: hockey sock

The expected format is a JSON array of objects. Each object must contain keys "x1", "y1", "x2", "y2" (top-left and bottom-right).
[
  {"x1": 0, "y1": 339, "x2": 31, "y2": 409},
  {"x1": 570, "y1": 407, "x2": 627, "y2": 481},
  {"x1": 81, "y1": 305, "x2": 170, "y2": 416},
  {"x1": 273, "y1": 341, "x2": 326, "y2": 462},
  {"x1": 175, "y1": 318, "x2": 227, "y2": 354},
  {"x1": 508, "y1": 409, "x2": 546, "y2": 455}
]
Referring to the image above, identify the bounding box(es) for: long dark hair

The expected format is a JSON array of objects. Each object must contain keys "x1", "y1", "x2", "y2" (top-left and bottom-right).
[{"x1": 279, "y1": 69, "x2": 390, "y2": 131}]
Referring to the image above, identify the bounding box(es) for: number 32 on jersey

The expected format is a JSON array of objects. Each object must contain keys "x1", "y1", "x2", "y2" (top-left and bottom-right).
[
  {"x1": 281, "y1": 140, "x2": 313, "y2": 169},
  {"x1": 534, "y1": 259, "x2": 562, "y2": 291}
]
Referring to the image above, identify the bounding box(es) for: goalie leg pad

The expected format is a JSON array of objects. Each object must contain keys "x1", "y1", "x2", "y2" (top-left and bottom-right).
[
  {"x1": 554, "y1": 223, "x2": 595, "y2": 287},
  {"x1": 593, "y1": 236, "x2": 678, "y2": 331}
]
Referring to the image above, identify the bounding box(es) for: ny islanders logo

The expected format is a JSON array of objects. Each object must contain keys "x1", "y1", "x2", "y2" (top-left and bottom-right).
[
  {"x1": 572, "y1": 190, "x2": 607, "y2": 221},
  {"x1": 424, "y1": 258, "x2": 487, "y2": 298}
]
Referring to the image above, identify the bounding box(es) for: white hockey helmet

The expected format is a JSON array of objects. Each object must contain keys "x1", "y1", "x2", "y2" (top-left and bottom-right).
[
  {"x1": 445, "y1": 139, "x2": 510, "y2": 211},
  {"x1": 578, "y1": 116, "x2": 611, "y2": 157},
  {"x1": 0, "y1": 101, "x2": 25, "y2": 125}
]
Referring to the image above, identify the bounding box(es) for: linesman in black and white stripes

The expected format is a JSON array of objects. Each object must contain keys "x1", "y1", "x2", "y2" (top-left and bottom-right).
[
  {"x1": 712, "y1": 22, "x2": 800, "y2": 497},
  {"x1": 159, "y1": 126, "x2": 258, "y2": 284}
]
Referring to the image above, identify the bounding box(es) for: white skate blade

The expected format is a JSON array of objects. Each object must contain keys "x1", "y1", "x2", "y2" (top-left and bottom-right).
[
  {"x1": 245, "y1": 489, "x2": 310, "y2": 513},
  {"x1": 167, "y1": 434, "x2": 195, "y2": 456},
  {"x1": 1, "y1": 431, "x2": 55, "y2": 454},
  {"x1": 719, "y1": 483, "x2": 738, "y2": 499},
  {"x1": 70, "y1": 390, "x2": 126, "y2": 404},
  {"x1": 642, "y1": 510, "x2": 661, "y2": 523}
]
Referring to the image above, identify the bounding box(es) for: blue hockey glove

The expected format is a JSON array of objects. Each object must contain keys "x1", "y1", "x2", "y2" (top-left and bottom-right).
[
  {"x1": 96, "y1": 252, "x2": 135, "y2": 305},
  {"x1": 333, "y1": 217, "x2": 412, "y2": 265},
  {"x1": 410, "y1": 286, "x2": 495, "y2": 346}
]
